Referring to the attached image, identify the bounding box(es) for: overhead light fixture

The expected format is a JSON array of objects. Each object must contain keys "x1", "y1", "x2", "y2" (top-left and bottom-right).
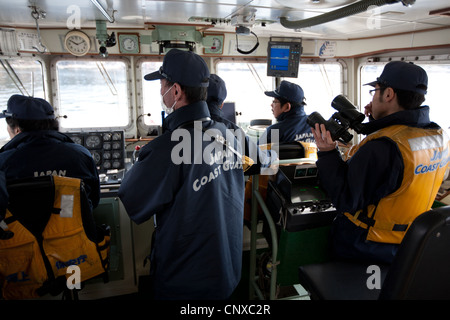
[{"x1": 90, "y1": 0, "x2": 115, "y2": 23}]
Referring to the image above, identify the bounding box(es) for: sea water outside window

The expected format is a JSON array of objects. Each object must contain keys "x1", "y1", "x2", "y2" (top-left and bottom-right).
[
  {"x1": 55, "y1": 59, "x2": 129, "y2": 129},
  {"x1": 0, "y1": 58, "x2": 45, "y2": 144},
  {"x1": 360, "y1": 62, "x2": 450, "y2": 135}
]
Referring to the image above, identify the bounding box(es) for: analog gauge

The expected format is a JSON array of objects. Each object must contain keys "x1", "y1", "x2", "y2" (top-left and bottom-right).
[
  {"x1": 118, "y1": 34, "x2": 140, "y2": 54},
  {"x1": 103, "y1": 133, "x2": 112, "y2": 141},
  {"x1": 85, "y1": 135, "x2": 101, "y2": 149},
  {"x1": 123, "y1": 38, "x2": 136, "y2": 50},
  {"x1": 103, "y1": 142, "x2": 111, "y2": 150},
  {"x1": 103, "y1": 161, "x2": 112, "y2": 170},
  {"x1": 71, "y1": 136, "x2": 83, "y2": 145},
  {"x1": 112, "y1": 160, "x2": 121, "y2": 169},
  {"x1": 103, "y1": 151, "x2": 111, "y2": 159},
  {"x1": 64, "y1": 30, "x2": 91, "y2": 56},
  {"x1": 91, "y1": 151, "x2": 101, "y2": 165},
  {"x1": 112, "y1": 132, "x2": 122, "y2": 141},
  {"x1": 112, "y1": 151, "x2": 121, "y2": 159},
  {"x1": 112, "y1": 142, "x2": 121, "y2": 150}
]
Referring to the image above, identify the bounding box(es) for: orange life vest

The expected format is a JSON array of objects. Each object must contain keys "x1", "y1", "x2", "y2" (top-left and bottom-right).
[
  {"x1": 0, "y1": 176, "x2": 110, "y2": 299},
  {"x1": 344, "y1": 125, "x2": 449, "y2": 244}
]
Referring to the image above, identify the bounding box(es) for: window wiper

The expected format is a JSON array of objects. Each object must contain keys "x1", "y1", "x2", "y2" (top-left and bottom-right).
[
  {"x1": 96, "y1": 62, "x2": 118, "y2": 96},
  {"x1": 247, "y1": 63, "x2": 266, "y2": 93},
  {"x1": 0, "y1": 59, "x2": 30, "y2": 96}
]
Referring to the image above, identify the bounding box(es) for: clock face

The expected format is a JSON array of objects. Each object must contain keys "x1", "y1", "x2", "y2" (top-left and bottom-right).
[{"x1": 64, "y1": 31, "x2": 91, "y2": 56}]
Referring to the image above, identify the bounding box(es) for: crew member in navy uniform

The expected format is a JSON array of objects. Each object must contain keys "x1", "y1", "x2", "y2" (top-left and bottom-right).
[
  {"x1": 312, "y1": 61, "x2": 449, "y2": 264},
  {"x1": 206, "y1": 74, "x2": 234, "y2": 129},
  {"x1": 119, "y1": 49, "x2": 245, "y2": 300},
  {"x1": 259, "y1": 80, "x2": 314, "y2": 144},
  {"x1": 206, "y1": 73, "x2": 277, "y2": 175},
  {"x1": 0, "y1": 96, "x2": 107, "y2": 299},
  {"x1": 0, "y1": 95, "x2": 100, "y2": 211}
]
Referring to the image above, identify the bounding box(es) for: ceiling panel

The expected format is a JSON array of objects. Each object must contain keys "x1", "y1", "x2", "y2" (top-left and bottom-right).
[{"x1": 0, "y1": 0, "x2": 448, "y2": 39}]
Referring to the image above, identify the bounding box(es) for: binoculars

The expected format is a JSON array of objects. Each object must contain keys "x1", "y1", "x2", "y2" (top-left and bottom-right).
[{"x1": 307, "y1": 95, "x2": 365, "y2": 143}]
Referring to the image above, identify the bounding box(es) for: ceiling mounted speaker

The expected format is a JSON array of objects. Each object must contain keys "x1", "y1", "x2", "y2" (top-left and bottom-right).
[{"x1": 275, "y1": 0, "x2": 358, "y2": 9}]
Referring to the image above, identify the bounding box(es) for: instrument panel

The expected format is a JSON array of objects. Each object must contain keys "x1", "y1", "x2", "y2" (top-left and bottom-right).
[{"x1": 66, "y1": 131, "x2": 126, "y2": 173}]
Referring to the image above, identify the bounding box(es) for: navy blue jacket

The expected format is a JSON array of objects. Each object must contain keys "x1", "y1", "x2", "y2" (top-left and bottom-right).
[
  {"x1": 317, "y1": 106, "x2": 440, "y2": 264},
  {"x1": 258, "y1": 106, "x2": 313, "y2": 144},
  {"x1": 118, "y1": 101, "x2": 244, "y2": 300},
  {"x1": 0, "y1": 130, "x2": 100, "y2": 210},
  {"x1": 207, "y1": 102, "x2": 277, "y2": 175}
]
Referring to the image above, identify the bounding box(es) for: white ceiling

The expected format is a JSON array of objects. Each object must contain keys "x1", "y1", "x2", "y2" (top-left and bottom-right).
[{"x1": 0, "y1": 0, "x2": 449, "y2": 39}]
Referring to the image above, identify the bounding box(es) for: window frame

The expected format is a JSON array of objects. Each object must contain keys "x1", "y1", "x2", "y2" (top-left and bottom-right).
[
  {"x1": 214, "y1": 57, "x2": 346, "y2": 128},
  {"x1": 51, "y1": 55, "x2": 133, "y2": 133},
  {"x1": 0, "y1": 55, "x2": 48, "y2": 101},
  {"x1": 0, "y1": 55, "x2": 47, "y2": 144},
  {"x1": 358, "y1": 54, "x2": 450, "y2": 133},
  {"x1": 136, "y1": 56, "x2": 164, "y2": 138},
  {"x1": 281, "y1": 58, "x2": 347, "y2": 120},
  {"x1": 214, "y1": 57, "x2": 276, "y2": 129}
]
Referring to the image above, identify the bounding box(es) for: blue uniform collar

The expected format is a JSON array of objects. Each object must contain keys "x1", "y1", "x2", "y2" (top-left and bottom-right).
[
  {"x1": 360, "y1": 106, "x2": 438, "y2": 135},
  {"x1": 1, "y1": 130, "x2": 73, "y2": 152},
  {"x1": 163, "y1": 101, "x2": 211, "y2": 132},
  {"x1": 276, "y1": 105, "x2": 306, "y2": 122},
  {"x1": 207, "y1": 102, "x2": 222, "y2": 119}
]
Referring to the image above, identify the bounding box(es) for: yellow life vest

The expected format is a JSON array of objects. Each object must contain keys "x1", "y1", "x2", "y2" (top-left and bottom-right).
[
  {"x1": 344, "y1": 125, "x2": 449, "y2": 244},
  {"x1": 0, "y1": 176, "x2": 110, "y2": 300}
]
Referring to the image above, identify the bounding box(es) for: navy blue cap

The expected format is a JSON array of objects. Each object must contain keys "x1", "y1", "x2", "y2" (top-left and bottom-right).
[
  {"x1": 365, "y1": 61, "x2": 428, "y2": 95},
  {"x1": 265, "y1": 80, "x2": 304, "y2": 103},
  {"x1": 207, "y1": 74, "x2": 227, "y2": 104},
  {"x1": 0, "y1": 95, "x2": 55, "y2": 120},
  {"x1": 144, "y1": 49, "x2": 210, "y2": 87}
]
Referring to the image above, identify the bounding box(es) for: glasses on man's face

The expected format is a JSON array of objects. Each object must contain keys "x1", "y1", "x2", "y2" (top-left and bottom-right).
[
  {"x1": 272, "y1": 100, "x2": 281, "y2": 105},
  {"x1": 369, "y1": 88, "x2": 381, "y2": 97}
]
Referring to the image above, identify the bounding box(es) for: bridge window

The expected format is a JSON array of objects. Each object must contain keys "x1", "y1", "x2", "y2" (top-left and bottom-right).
[
  {"x1": 361, "y1": 62, "x2": 450, "y2": 133},
  {"x1": 216, "y1": 61, "x2": 343, "y2": 129},
  {"x1": 287, "y1": 63, "x2": 343, "y2": 120},
  {"x1": 217, "y1": 61, "x2": 273, "y2": 129},
  {"x1": 54, "y1": 59, "x2": 129, "y2": 129},
  {"x1": 0, "y1": 58, "x2": 45, "y2": 143},
  {"x1": 141, "y1": 61, "x2": 163, "y2": 126}
]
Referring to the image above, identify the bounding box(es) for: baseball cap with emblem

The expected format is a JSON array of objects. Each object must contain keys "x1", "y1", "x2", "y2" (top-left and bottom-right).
[
  {"x1": 144, "y1": 49, "x2": 210, "y2": 87},
  {"x1": 207, "y1": 74, "x2": 227, "y2": 105},
  {"x1": 264, "y1": 80, "x2": 304, "y2": 103},
  {"x1": 364, "y1": 61, "x2": 428, "y2": 95},
  {"x1": 0, "y1": 95, "x2": 55, "y2": 120}
]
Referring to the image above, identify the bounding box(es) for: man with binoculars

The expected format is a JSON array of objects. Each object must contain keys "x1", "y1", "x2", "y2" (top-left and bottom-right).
[{"x1": 310, "y1": 61, "x2": 449, "y2": 264}]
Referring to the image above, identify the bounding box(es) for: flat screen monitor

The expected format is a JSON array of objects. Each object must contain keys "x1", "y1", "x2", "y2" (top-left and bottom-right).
[
  {"x1": 221, "y1": 102, "x2": 236, "y2": 124},
  {"x1": 267, "y1": 41, "x2": 302, "y2": 78}
]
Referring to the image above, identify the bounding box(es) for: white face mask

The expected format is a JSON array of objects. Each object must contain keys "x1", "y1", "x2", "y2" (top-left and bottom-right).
[{"x1": 161, "y1": 84, "x2": 177, "y2": 115}]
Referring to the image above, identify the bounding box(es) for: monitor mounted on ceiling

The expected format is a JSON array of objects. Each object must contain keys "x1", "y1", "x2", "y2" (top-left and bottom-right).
[{"x1": 267, "y1": 38, "x2": 302, "y2": 78}]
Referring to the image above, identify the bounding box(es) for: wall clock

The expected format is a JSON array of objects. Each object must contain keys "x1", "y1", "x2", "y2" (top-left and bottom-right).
[{"x1": 64, "y1": 30, "x2": 91, "y2": 56}]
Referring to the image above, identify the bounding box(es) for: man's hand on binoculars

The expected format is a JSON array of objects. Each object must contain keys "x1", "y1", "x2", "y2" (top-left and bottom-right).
[{"x1": 311, "y1": 123, "x2": 338, "y2": 152}]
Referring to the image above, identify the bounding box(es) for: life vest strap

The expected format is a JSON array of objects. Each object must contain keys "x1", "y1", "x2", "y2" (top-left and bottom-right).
[{"x1": 344, "y1": 211, "x2": 409, "y2": 232}]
